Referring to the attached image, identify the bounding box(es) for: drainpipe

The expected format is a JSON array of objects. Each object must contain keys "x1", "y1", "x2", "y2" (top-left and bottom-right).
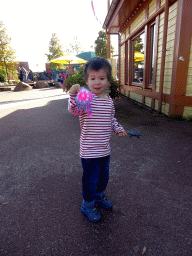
[{"x1": 158, "y1": 0, "x2": 169, "y2": 113}]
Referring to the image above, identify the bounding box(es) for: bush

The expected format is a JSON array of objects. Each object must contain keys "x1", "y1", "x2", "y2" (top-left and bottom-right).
[
  {"x1": 0, "y1": 69, "x2": 6, "y2": 82},
  {"x1": 65, "y1": 67, "x2": 86, "y2": 91},
  {"x1": 109, "y1": 76, "x2": 120, "y2": 99}
]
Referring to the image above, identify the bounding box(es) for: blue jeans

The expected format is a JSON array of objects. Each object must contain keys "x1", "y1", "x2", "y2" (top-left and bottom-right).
[
  {"x1": 81, "y1": 155, "x2": 110, "y2": 202},
  {"x1": 58, "y1": 78, "x2": 63, "y2": 83}
]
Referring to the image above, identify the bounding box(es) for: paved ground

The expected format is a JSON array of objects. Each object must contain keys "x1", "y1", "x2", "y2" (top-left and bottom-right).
[{"x1": 0, "y1": 88, "x2": 192, "y2": 256}]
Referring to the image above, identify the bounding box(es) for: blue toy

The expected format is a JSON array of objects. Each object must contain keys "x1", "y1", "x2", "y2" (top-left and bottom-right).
[{"x1": 128, "y1": 129, "x2": 143, "y2": 138}]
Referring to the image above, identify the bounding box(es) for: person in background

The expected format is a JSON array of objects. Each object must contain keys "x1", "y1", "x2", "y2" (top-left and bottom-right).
[
  {"x1": 22, "y1": 67, "x2": 28, "y2": 82},
  {"x1": 61, "y1": 72, "x2": 66, "y2": 81},
  {"x1": 56, "y1": 72, "x2": 63, "y2": 83},
  {"x1": 48, "y1": 71, "x2": 52, "y2": 80},
  {"x1": 29, "y1": 70, "x2": 33, "y2": 81},
  {"x1": 18, "y1": 67, "x2": 23, "y2": 81},
  {"x1": 56, "y1": 72, "x2": 60, "y2": 82}
]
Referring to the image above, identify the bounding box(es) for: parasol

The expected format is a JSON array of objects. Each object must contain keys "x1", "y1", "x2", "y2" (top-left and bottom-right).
[
  {"x1": 50, "y1": 54, "x2": 87, "y2": 65},
  {"x1": 134, "y1": 51, "x2": 144, "y2": 62}
]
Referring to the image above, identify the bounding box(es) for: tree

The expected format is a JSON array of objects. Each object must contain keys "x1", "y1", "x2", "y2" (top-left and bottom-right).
[
  {"x1": 0, "y1": 21, "x2": 18, "y2": 83},
  {"x1": 64, "y1": 36, "x2": 83, "y2": 55},
  {"x1": 134, "y1": 36, "x2": 144, "y2": 53},
  {"x1": 94, "y1": 30, "x2": 114, "y2": 59},
  {"x1": 46, "y1": 33, "x2": 64, "y2": 69}
]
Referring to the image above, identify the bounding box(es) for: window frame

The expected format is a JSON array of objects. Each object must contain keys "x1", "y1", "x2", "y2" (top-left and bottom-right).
[
  {"x1": 126, "y1": 18, "x2": 158, "y2": 90},
  {"x1": 148, "y1": 21, "x2": 156, "y2": 88},
  {"x1": 131, "y1": 29, "x2": 146, "y2": 88}
]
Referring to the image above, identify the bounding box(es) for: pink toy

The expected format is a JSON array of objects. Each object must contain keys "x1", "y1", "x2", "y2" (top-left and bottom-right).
[{"x1": 74, "y1": 87, "x2": 94, "y2": 116}]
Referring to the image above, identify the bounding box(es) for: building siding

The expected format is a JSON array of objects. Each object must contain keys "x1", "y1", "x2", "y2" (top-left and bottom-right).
[
  {"x1": 130, "y1": 10, "x2": 145, "y2": 34},
  {"x1": 163, "y1": 2, "x2": 177, "y2": 95},
  {"x1": 186, "y1": 37, "x2": 192, "y2": 96},
  {"x1": 162, "y1": 102, "x2": 169, "y2": 115},
  {"x1": 130, "y1": 92, "x2": 143, "y2": 103},
  {"x1": 156, "y1": 12, "x2": 164, "y2": 93},
  {"x1": 161, "y1": 0, "x2": 165, "y2": 6},
  {"x1": 120, "y1": 31, "x2": 126, "y2": 43},
  {"x1": 183, "y1": 106, "x2": 192, "y2": 118},
  {"x1": 145, "y1": 97, "x2": 152, "y2": 107},
  {"x1": 149, "y1": 0, "x2": 157, "y2": 17}
]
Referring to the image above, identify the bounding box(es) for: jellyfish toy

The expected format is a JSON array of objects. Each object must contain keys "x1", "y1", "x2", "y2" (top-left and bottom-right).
[{"x1": 74, "y1": 87, "x2": 94, "y2": 116}]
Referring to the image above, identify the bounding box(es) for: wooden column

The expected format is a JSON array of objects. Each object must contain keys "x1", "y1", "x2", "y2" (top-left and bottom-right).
[
  {"x1": 107, "y1": 34, "x2": 111, "y2": 59},
  {"x1": 118, "y1": 33, "x2": 121, "y2": 82},
  {"x1": 158, "y1": 0, "x2": 170, "y2": 112},
  {"x1": 169, "y1": 0, "x2": 192, "y2": 116},
  {"x1": 107, "y1": 0, "x2": 111, "y2": 59}
]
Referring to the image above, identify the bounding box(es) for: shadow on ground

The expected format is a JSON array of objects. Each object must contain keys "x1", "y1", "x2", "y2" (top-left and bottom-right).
[{"x1": 0, "y1": 95, "x2": 192, "y2": 255}]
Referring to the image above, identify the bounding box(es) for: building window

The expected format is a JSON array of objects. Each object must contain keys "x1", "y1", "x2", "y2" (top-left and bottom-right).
[
  {"x1": 132, "y1": 31, "x2": 145, "y2": 84},
  {"x1": 149, "y1": 23, "x2": 156, "y2": 86}
]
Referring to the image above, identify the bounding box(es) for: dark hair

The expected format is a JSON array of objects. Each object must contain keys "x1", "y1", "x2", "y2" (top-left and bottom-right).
[{"x1": 84, "y1": 57, "x2": 112, "y2": 81}]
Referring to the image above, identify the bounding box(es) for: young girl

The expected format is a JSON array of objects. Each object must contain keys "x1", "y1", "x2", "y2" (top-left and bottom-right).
[{"x1": 68, "y1": 57, "x2": 127, "y2": 222}]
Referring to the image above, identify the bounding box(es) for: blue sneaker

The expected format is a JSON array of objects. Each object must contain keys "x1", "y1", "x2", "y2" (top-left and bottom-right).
[
  {"x1": 81, "y1": 202, "x2": 101, "y2": 222},
  {"x1": 96, "y1": 195, "x2": 113, "y2": 209}
]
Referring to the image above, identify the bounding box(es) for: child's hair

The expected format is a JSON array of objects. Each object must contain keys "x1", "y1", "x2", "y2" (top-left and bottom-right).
[{"x1": 84, "y1": 57, "x2": 112, "y2": 81}]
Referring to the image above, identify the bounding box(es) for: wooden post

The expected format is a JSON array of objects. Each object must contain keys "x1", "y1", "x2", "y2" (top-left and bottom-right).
[
  {"x1": 169, "y1": 0, "x2": 192, "y2": 116},
  {"x1": 107, "y1": 0, "x2": 111, "y2": 59},
  {"x1": 118, "y1": 33, "x2": 121, "y2": 83},
  {"x1": 158, "y1": 0, "x2": 169, "y2": 113}
]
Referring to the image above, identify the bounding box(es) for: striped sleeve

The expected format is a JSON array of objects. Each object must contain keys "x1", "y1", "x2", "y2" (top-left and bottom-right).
[
  {"x1": 68, "y1": 93, "x2": 86, "y2": 116},
  {"x1": 68, "y1": 93, "x2": 77, "y2": 115},
  {"x1": 111, "y1": 103, "x2": 124, "y2": 134}
]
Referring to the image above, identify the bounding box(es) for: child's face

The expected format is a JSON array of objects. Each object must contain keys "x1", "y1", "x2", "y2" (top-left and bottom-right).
[{"x1": 86, "y1": 69, "x2": 109, "y2": 98}]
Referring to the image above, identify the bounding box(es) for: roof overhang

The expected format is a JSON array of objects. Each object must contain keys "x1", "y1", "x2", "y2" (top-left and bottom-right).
[
  {"x1": 103, "y1": 0, "x2": 123, "y2": 34},
  {"x1": 103, "y1": 0, "x2": 147, "y2": 34}
]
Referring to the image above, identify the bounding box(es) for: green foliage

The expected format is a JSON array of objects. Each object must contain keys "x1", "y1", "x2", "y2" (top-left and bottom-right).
[
  {"x1": 46, "y1": 33, "x2": 64, "y2": 69},
  {"x1": 65, "y1": 65, "x2": 86, "y2": 91},
  {"x1": 134, "y1": 36, "x2": 144, "y2": 53},
  {"x1": 0, "y1": 68, "x2": 6, "y2": 82},
  {"x1": 7, "y1": 69, "x2": 19, "y2": 83},
  {"x1": 109, "y1": 76, "x2": 120, "y2": 99},
  {"x1": 95, "y1": 30, "x2": 107, "y2": 58},
  {"x1": 0, "y1": 20, "x2": 18, "y2": 83},
  {"x1": 94, "y1": 30, "x2": 114, "y2": 58}
]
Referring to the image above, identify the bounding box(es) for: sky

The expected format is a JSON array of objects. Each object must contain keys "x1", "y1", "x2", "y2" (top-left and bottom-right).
[{"x1": 1, "y1": 0, "x2": 117, "y2": 72}]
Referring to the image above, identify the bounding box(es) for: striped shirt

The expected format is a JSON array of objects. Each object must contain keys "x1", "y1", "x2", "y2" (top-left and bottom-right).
[{"x1": 68, "y1": 93, "x2": 124, "y2": 158}]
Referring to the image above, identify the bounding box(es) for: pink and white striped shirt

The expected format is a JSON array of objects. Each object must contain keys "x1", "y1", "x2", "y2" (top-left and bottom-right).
[{"x1": 68, "y1": 93, "x2": 124, "y2": 158}]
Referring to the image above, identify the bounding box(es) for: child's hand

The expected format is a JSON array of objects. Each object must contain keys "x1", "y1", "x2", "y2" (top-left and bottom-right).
[
  {"x1": 118, "y1": 130, "x2": 127, "y2": 137},
  {"x1": 69, "y1": 84, "x2": 81, "y2": 95}
]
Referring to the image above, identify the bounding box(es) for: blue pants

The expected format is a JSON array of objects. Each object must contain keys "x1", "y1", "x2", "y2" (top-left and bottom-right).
[{"x1": 81, "y1": 155, "x2": 110, "y2": 202}]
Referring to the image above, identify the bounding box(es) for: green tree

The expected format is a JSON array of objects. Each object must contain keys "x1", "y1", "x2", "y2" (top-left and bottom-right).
[
  {"x1": 65, "y1": 36, "x2": 84, "y2": 55},
  {"x1": 134, "y1": 36, "x2": 144, "y2": 53},
  {"x1": 0, "y1": 21, "x2": 18, "y2": 83},
  {"x1": 64, "y1": 65, "x2": 86, "y2": 91},
  {"x1": 46, "y1": 33, "x2": 64, "y2": 69},
  {"x1": 94, "y1": 30, "x2": 114, "y2": 58}
]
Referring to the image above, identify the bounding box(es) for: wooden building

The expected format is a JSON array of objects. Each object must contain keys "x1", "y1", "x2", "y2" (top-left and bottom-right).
[{"x1": 103, "y1": 0, "x2": 192, "y2": 118}]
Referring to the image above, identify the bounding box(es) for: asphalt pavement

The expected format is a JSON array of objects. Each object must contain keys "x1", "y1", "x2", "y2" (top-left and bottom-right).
[{"x1": 0, "y1": 88, "x2": 192, "y2": 256}]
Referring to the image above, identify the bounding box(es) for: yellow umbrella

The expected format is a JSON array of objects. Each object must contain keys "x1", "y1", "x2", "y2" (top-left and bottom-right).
[
  {"x1": 50, "y1": 54, "x2": 87, "y2": 65},
  {"x1": 134, "y1": 51, "x2": 144, "y2": 62}
]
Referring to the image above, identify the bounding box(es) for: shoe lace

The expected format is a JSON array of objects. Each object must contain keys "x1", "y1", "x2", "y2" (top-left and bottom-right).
[{"x1": 101, "y1": 195, "x2": 107, "y2": 201}]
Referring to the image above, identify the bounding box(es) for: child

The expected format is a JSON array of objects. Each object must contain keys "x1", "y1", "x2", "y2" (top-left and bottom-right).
[{"x1": 68, "y1": 57, "x2": 127, "y2": 222}]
